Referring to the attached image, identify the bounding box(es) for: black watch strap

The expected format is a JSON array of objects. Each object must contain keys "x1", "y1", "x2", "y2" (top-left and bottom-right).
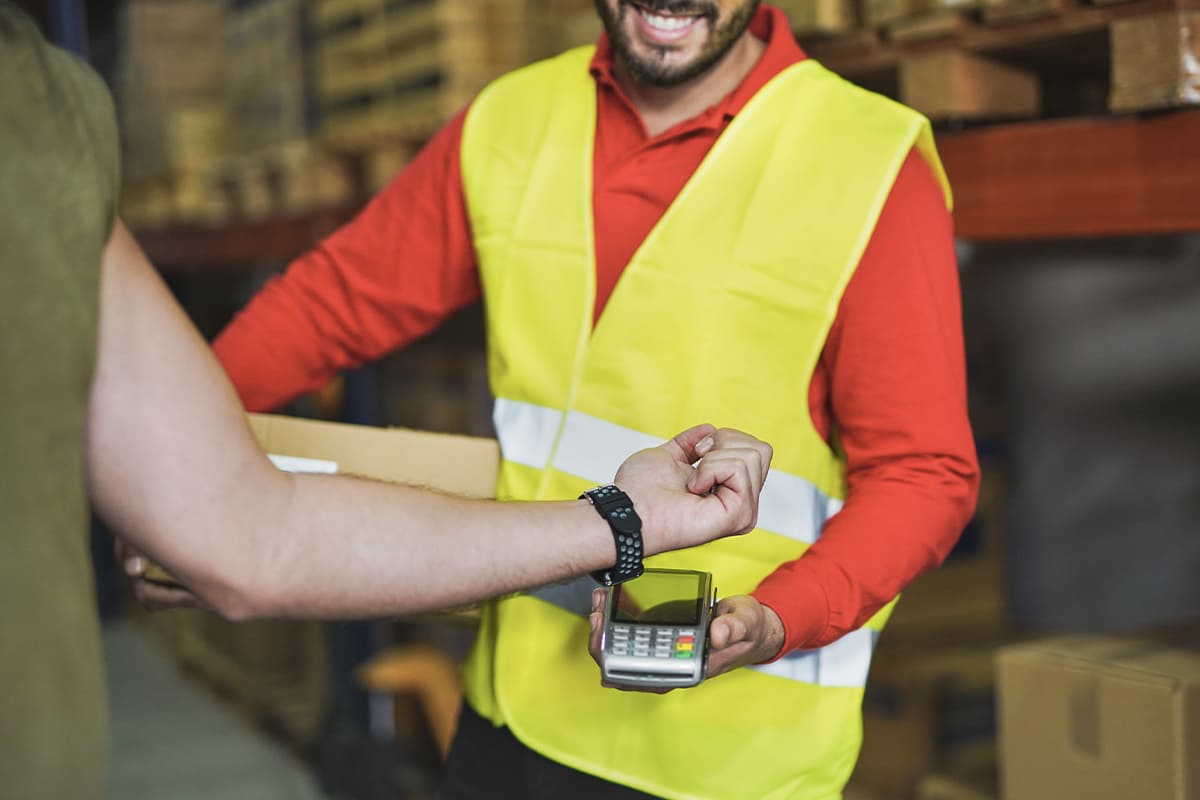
[{"x1": 580, "y1": 484, "x2": 645, "y2": 586}]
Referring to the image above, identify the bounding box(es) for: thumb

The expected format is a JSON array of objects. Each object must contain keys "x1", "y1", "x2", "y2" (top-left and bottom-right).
[
  {"x1": 664, "y1": 423, "x2": 718, "y2": 464},
  {"x1": 709, "y1": 615, "x2": 739, "y2": 650},
  {"x1": 709, "y1": 599, "x2": 753, "y2": 650}
]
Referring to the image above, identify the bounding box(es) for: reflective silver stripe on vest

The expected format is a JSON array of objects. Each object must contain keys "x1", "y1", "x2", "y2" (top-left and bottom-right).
[
  {"x1": 494, "y1": 398, "x2": 870, "y2": 687},
  {"x1": 493, "y1": 398, "x2": 843, "y2": 545},
  {"x1": 493, "y1": 397, "x2": 564, "y2": 472},
  {"x1": 749, "y1": 627, "x2": 877, "y2": 688},
  {"x1": 553, "y1": 409, "x2": 665, "y2": 484},
  {"x1": 756, "y1": 469, "x2": 844, "y2": 546}
]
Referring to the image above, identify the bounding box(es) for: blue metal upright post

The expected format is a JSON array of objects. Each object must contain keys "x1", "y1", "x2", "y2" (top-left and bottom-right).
[{"x1": 51, "y1": 0, "x2": 88, "y2": 57}]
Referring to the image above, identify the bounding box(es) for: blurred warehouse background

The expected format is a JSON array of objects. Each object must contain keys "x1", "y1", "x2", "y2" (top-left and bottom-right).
[{"x1": 11, "y1": 1, "x2": 1200, "y2": 799}]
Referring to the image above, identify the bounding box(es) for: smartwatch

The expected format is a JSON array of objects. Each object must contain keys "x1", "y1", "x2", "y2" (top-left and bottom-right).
[{"x1": 580, "y1": 484, "x2": 645, "y2": 586}]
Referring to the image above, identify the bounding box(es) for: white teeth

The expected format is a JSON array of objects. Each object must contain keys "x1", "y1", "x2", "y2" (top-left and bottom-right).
[{"x1": 639, "y1": 9, "x2": 697, "y2": 31}]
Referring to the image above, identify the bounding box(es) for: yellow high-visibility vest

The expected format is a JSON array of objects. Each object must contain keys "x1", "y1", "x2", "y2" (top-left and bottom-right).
[{"x1": 459, "y1": 46, "x2": 951, "y2": 800}]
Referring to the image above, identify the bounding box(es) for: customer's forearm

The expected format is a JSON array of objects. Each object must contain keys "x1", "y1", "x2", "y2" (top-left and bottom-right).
[{"x1": 235, "y1": 473, "x2": 615, "y2": 619}]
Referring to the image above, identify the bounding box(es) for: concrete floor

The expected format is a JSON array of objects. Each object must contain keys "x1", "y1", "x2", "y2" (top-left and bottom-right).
[{"x1": 102, "y1": 620, "x2": 329, "y2": 800}]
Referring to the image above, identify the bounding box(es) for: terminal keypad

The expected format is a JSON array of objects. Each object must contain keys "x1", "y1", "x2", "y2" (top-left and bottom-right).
[{"x1": 610, "y1": 624, "x2": 695, "y2": 659}]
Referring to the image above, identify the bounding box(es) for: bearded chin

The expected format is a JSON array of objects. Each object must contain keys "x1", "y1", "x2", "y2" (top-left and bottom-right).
[
  {"x1": 620, "y1": 42, "x2": 702, "y2": 87},
  {"x1": 595, "y1": 0, "x2": 761, "y2": 88}
]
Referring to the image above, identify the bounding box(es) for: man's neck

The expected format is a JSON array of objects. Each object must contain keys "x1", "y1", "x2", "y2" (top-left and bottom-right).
[{"x1": 616, "y1": 32, "x2": 767, "y2": 139}]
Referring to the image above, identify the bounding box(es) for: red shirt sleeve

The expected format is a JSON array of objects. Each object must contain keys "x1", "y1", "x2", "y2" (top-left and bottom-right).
[
  {"x1": 752, "y1": 151, "x2": 981, "y2": 654},
  {"x1": 212, "y1": 110, "x2": 480, "y2": 412}
]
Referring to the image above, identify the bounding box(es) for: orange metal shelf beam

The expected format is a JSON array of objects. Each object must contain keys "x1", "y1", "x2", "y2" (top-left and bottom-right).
[
  {"x1": 135, "y1": 108, "x2": 1200, "y2": 271},
  {"x1": 941, "y1": 108, "x2": 1200, "y2": 241},
  {"x1": 136, "y1": 207, "x2": 356, "y2": 273}
]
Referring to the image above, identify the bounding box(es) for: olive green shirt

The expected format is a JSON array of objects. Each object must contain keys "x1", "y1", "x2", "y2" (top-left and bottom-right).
[{"x1": 0, "y1": 4, "x2": 121, "y2": 797}]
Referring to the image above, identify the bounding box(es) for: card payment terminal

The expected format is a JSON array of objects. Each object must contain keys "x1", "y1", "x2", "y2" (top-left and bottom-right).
[{"x1": 599, "y1": 568, "x2": 716, "y2": 689}]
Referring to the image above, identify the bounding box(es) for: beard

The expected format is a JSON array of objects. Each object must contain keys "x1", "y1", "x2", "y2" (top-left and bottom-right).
[{"x1": 594, "y1": 0, "x2": 761, "y2": 87}]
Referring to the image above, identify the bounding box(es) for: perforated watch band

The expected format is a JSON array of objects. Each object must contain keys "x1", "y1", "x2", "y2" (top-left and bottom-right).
[{"x1": 581, "y1": 484, "x2": 645, "y2": 586}]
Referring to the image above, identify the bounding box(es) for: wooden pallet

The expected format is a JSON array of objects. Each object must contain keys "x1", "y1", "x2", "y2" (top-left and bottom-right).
[
  {"x1": 226, "y1": 140, "x2": 357, "y2": 221},
  {"x1": 115, "y1": 1, "x2": 231, "y2": 182},
  {"x1": 313, "y1": 0, "x2": 541, "y2": 150},
  {"x1": 121, "y1": 140, "x2": 357, "y2": 230},
  {"x1": 227, "y1": 0, "x2": 311, "y2": 152},
  {"x1": 120, "y1": 169, "x2": 231, "y2": 229},
  {"x1": 803, "y1": 0, "x2": 1200, "y2": 120}
]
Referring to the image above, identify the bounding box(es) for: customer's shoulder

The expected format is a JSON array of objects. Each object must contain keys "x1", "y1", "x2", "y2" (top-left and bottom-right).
[
  {"x1": 1, "y1": 2, "x2": 112, "y2": 113},
  {"x1": 0, "y1": 2, "x2": 120, "y2": 230},
  {"x1": 0, "y1": 1, "x2": 44, "y2": 70}
]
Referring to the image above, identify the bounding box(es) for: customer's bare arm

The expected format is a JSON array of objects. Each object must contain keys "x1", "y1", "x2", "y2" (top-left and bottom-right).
[{"x1": 86, "y1": 221, "x2": 771, "y2": 620}]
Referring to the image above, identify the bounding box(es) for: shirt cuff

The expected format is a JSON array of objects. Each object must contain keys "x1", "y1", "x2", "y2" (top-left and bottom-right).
[{"x1": 751, "y1": 559, "x2": 832, "y2": 663}]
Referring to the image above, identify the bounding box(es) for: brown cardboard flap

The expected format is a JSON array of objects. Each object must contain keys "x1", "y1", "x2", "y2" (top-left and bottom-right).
[{"x1": 246, "y1": 413, "x2": 499, "y2": 497}]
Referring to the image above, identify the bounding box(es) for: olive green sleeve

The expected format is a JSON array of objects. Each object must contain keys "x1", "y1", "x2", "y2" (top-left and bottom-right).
[
  {"x1": 41, "y1": 39, "x2": 123, "y2": 233},
  {"x1": 0, "y1": 7, "x2": 122, "y2": 797},
  {"x1": 0, "y1": 1, "x2": 122, "y2": 234}
]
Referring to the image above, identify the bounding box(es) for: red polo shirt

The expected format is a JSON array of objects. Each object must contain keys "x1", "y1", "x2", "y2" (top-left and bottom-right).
[{"x1": 213, "y1": 4, "x2": 979, "y2": 656}]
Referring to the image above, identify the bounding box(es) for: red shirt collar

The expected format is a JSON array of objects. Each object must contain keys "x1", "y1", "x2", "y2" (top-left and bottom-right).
[{"x1": 589, "y1": 3, "x2": 807, "y2": 122}]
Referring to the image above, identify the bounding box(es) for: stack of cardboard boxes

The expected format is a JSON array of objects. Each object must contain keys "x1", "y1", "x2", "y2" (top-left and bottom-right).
[
  {"x1": 311, "y1": 0, "x2": 543, "y2": 150},
  {"x1": 997, "y1": 631, "x2": 1200, "y2": 800},
  {"x1": 225, "y1": 0, "x2": 356, "y2": 219},
  {"x1": 116, "y1": 0, "x2": 233, "y2": 226}
]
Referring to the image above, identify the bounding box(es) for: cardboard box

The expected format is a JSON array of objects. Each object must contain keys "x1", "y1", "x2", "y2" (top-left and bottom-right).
[
  {"x1": 246, "y1": 412, "x2": 498, "y2": 493},
  {"x1": 998, "y1": 633, "x2": 1200, "y2": 800},
  {"x1": 142, "y1": 413, "x2": 499, "y2": 584},
  {"x1": 900, "y1": 50, "x2": 1040, "y2": 121},
  {"x1": 1109, "y1": 11, "x2": 1200, "y2": 113}
]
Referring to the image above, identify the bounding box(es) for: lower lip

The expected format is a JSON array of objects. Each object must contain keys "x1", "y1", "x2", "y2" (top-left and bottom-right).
[{"x1": 631, "y1": 6, "x2": 703, "y2": 43}]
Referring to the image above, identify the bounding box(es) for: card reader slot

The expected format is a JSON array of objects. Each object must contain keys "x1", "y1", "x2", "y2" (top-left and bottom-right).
[
  {"x1": 605, "y1": 670, "x2": 694, "y2": 685},
  {"x1": 603, "y1": 654, "x2": 696, "y2": 676}
]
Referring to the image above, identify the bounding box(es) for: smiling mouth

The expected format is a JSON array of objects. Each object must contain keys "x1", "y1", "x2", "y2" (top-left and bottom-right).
[{"x1": 627, "y1": 1, "x2": 708, "y2": 37}]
